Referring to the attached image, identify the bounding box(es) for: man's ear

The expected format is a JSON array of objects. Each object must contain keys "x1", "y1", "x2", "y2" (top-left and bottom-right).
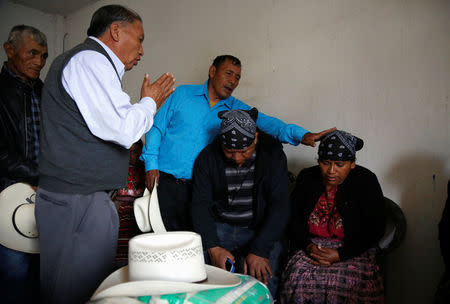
[
  {"x1": 109, "y1": 22, "x2": 121, "y2": 42},
  {"x1": 208, "y1": 65, "x2": 216, "y2": 79},
  {"x1": 253, "y1": 132, "x2": 258, "y2": 145},
  {"x1": 3, "y1": 42, "x2": 15, "y2": 59}
]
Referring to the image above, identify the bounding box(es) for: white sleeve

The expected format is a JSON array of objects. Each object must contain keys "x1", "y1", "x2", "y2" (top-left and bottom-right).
[{"x1": 62, "y1": 50, "x2": 156, "y2": 149}]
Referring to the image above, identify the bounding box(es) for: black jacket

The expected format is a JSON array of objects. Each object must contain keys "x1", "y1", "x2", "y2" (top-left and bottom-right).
[
  {"x1": 289, "y1": 165, "x2": 386, "y2": 261},
  {"x1": 0, "y1": 64, "x2": 43, "y2": 191},
  {"x1": 191, "y1": 133, "x2": 290, "y2": 258}
]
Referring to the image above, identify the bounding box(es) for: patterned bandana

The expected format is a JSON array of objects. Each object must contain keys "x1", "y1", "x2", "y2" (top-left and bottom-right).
[
  {"x1": 218, "y1": 108, "x2": 258, "y2": 149},
  {"x1": 318, "y1": 130, "x2": 364, "y2": 161}
]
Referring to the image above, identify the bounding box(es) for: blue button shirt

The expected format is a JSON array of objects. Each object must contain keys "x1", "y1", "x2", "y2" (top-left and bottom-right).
[{"x1": 141, "y1": 81, "x2": 309, "y2": 179}]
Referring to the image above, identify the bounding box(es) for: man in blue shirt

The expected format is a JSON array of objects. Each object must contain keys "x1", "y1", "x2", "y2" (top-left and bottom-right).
[{"x1": 141, "y1": 55, "x2": 334, "y2": 231}]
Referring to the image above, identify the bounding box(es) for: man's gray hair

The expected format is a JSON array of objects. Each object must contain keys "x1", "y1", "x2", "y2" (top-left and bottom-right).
[{"x1": 7, "y1": 25, "x2": 47, "y2": 48}]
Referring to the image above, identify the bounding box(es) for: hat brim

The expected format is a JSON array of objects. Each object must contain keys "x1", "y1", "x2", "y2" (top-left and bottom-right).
[
  {"x1": 134, "y1": 183, "x2": 166, "y2": 233},
  {"x1": 0, "y1": 183, "x2": 39, "y2": 254},
  {"x1": 91, "y1": 265, "x2": 241, "y2": 300}
]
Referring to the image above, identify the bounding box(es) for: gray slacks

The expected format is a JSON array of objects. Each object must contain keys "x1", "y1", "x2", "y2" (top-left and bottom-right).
[{"x1": 35, "y1": 188, "x2": 119, "y2": 304}]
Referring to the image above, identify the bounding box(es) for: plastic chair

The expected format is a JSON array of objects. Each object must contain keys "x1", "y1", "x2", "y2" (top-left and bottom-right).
[
  {"x1": 377, "y1": 197, "x2": 407, "y2": 255},
  {"x1": 376, "y1": 197, "x2": 406, "y2": 295}
]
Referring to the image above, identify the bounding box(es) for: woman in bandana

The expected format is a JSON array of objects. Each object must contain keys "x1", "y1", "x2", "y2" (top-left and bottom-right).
[{"x1": 280, "y1": 130, "x2": 386, "y2": 304}]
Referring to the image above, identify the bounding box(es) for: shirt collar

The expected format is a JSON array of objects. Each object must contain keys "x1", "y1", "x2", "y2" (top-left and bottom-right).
[
  {"x1": 197, "y1": 80, "x2": 233, "y2": 109},
  {"x1": 2, "y1": 62, "x2": 38, "y2": 88},
  {"x1": 88, "y1": 36, "x2": 125, "y2": 80}
]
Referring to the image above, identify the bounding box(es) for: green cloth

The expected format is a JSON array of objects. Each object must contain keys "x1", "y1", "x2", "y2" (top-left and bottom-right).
[{"x1": 137, "y1": 275, "x2": 271, "y2": 304}]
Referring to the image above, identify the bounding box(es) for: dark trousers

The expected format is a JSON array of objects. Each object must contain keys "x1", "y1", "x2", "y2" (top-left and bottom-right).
[
  {"x1": 35, "y1": 188, "x2": 119, "y2": 304},
  {"x1": 204, "y1": 222, "x2": 283, "y2": 297},
  {"x1": 158, "y1": 172, "x2": 193, "y2": 231},
  {"x1": 0, "y1": 244, "x2": 39, "y2": 303}
]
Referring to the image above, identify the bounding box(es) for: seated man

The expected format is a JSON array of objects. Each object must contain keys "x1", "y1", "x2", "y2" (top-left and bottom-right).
[{"x1": 191, "y1": 108, "x2": 290, "y2": 297}]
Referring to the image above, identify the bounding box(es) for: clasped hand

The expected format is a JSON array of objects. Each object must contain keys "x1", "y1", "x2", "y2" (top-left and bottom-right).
[
  {"x1": 306, "y1": 243, "x2": 340, "y2": 266},
  {"x1": 140, "y1": 73, "x2": 175, "y2": 109}
]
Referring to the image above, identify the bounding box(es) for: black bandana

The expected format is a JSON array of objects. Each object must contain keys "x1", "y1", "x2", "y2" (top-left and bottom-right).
[
  {"x1": 318, "y1": 130, "x2": 364, "y2": 161},
  {"x1": 218, "y1": 108, "x2": 258, "y2": 149}
]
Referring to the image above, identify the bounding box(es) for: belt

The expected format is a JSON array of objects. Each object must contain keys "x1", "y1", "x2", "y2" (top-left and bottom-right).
[{"x1": 160, "y1": 171, "x2": 192, "y2": 185}]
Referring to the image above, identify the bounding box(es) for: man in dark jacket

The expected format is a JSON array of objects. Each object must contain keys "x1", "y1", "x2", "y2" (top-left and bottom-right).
[
  {"x1": 0, "y1": 25, "x2": 47, "y2": 191},
  {"x1": 0, "y1": 24, "x2": 48, "y2": 304},
  {"x1": 191, "y1": 108, "x2": 290, "y2": 297}
]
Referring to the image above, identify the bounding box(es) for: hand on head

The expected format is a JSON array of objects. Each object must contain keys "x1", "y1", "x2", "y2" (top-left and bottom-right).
[{"x1": 301, "y1": 127, "x2": 337, "y2": 147}]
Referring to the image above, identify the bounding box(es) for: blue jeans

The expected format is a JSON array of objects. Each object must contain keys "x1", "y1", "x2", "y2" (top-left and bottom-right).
[
  {"x1": 205, "y1": 222, "x2": 283, "y2": 297},
  {"x1": 0, "y1": 244, "x2": 39, "y2": 303}
]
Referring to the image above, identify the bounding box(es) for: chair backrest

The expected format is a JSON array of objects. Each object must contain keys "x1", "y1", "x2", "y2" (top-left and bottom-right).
[{"x1": 378, "y1": 197, "x2": 407, "y2": 254}]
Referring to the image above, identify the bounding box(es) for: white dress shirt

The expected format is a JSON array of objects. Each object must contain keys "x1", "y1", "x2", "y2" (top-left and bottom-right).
[{"x1": 62, "y1": 36, "x2": 156, "y2": 149}]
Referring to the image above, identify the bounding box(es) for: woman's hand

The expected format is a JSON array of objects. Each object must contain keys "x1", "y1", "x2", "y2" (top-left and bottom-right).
[{"x1": 306, "y1": 243, "x2": 340, "y2": 266}]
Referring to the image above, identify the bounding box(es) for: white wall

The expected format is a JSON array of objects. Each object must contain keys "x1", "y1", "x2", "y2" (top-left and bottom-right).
[
  {"x1": 0, "y1": 0, "x2": 64, "y2": 78},
  {"x1": 6, "y1": 0, "x2": 450, "y2": 302}
]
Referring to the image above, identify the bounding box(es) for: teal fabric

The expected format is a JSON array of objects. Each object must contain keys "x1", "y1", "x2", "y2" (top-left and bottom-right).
[{"x1": 137, "y1": 274, "x2": 271, "y2": 304}]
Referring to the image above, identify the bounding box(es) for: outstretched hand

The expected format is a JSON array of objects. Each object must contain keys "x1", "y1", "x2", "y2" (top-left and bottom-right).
[
  {"x1": 301, "y1": 127, "x2": 337, "y2": 147},
  {"x1": 141, "y1": 73, "x2": 175, "y2": 109}
]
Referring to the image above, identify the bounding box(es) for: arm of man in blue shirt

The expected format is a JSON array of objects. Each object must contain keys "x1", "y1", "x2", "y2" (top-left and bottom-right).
[
  {"x1": 141, "y1": 89, "x2": 178, "y2": 189},
  {"x1": 231, "y1": 98, "x2": 335, "y2": 147}
]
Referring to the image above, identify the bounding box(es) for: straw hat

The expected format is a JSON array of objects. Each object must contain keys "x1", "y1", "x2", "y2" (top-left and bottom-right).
[
  {"x1": 0, "y1": 183, "x2": 39, "y2": 253},
  {"x1": 133, "y1": 181, "x2": 166, "y2": 233},
  {"x1": 91, "y1": 232, "x2": 241, "y2": 300}
]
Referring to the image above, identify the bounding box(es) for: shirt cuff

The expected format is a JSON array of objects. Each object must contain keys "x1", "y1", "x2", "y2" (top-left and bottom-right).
[
  {"x1": 291, "y1": 125, "x2": 310, "y2": 145},
  {"x1": 143, "y1": 157, "x2": 159, "y2": 172},
  {"x1": 138, "y1": 96, "x2": 157, "y2": 116}
]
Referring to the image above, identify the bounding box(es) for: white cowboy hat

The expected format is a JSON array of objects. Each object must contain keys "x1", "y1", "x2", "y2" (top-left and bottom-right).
[
  {"x1": 91, "y1": 232, "x2": 241, "y2": 300},
  {"x1": 133, "y1": 181, "x2": 166, "y2": 233},
  {"x1": 0, "y1": 183, "x2": 39, "y2": 253}
]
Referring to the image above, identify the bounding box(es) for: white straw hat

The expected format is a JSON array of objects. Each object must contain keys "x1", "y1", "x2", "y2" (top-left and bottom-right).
[
  {"x1": 133, "y1": 181, "x2": 166, "y2": 233},
  {"x1": 91, "y1": 232, "x2": 240, "y2": 300},
  {"x1": 0, "y1": 183, "x2": 39, "y2": 253}
]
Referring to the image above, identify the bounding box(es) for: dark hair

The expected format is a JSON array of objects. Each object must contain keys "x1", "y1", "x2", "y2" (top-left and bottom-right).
[
  {"x1": 87, "y1": 5, "x2": 142, "y2": 37},
  {"x1": 7, "y1": 25, "x2": 47, "y2": 48},
  {"x1": 212, "y1": 55, "x2": 241, "y2": 69}
]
